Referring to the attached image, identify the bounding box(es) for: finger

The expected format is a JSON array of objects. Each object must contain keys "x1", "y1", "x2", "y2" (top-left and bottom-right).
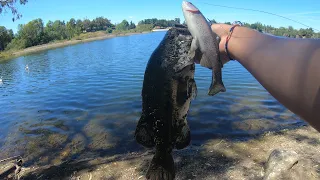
[{"x1": 211, "y1": 24, "x2": 231, "y2": 37}]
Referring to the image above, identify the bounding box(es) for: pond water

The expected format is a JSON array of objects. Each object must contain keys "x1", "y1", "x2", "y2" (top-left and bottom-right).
[{"x1": 0, "y1": 31, "x2": 304, "y2": 166}]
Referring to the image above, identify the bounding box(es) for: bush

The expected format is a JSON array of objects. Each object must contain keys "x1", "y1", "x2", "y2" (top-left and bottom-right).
[
  {"x1": 5, "y1": 38, "x2": 27, "y2": 50},
  {"x1": 106, "y1": 27, "x2": 113, "y2": 33},
  {"x1": 136, "y1": 24, "x2": 153, "y2": 32}
]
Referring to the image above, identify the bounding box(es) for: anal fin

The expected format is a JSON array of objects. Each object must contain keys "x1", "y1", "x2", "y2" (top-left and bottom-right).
[
  {"x1": 175, "y1": 122, "x2": 191, "y2": 149},
  {"x1": 188, "y1": 78, "x2": 197, "y2": 100},
  {"x1": 134, "y1": 114, "x2": 155, "y2": 148}
]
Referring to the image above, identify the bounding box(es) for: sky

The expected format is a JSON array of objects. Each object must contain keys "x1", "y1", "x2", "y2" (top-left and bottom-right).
[{"x1": 0, "y1": 0, "x2": 320, "y2": 33}]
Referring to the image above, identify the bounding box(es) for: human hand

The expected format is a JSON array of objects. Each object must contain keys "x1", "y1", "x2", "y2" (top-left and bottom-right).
[{"x1": 210, "y1": 23, "x2": 233, "y2": 65}]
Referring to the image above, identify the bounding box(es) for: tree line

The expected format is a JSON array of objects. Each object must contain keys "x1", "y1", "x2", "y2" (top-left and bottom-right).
[
  {"x1": 1, "y1": 17, "x2": 319, "y2": 52},
  {"x1": 138, "y1": 18, "x2": 181, "y2": 27},
  {"x1": 0, "y1": 17, "x2": 180, "y2": 51},
  {"x1": 241, "y1": 22, "x2": 319, "y2": 38},
  {"x1": 208, "y1": 19, "x2": 319, "y2": 38},
  {"x1": 1, "y1": 17, "x2": 116, "y2": 51}
]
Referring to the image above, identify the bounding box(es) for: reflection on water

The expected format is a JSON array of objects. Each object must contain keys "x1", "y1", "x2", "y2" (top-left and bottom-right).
[{"x1": 0, "y1": 32, "x2": 304, "y2": 166}]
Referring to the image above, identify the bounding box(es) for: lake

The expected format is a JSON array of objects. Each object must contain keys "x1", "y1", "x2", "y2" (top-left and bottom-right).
[{"x1": 0, "y1": 31, "x2": 304, "y2": 166}]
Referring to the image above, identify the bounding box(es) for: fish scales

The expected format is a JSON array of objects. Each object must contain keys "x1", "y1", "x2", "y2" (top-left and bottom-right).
[
  {"x1": 135, "y1": 27, "x2": 197, "y2": 180},
  {"x1": 182, "y1": 1, "x2": 226, "y2": 96}
]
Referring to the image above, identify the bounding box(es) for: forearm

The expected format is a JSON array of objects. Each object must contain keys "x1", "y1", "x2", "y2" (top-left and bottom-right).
[{"x1": 228, "y1": 27, "x2": 320, "y2": 130}]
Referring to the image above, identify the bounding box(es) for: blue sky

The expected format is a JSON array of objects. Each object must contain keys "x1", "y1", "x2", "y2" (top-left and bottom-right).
[{"x1": 1, "y1": 0, "x2": 320, "y2": 33}]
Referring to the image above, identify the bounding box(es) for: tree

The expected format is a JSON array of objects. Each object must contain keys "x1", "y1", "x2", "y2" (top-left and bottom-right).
[
  {"x1": 0, "y1": 0, "x2": 28, "y2": 21},
  {"x1": 138, "y1": 18, "x2": 178, "y2": 28},
  {"x1": 136, "y1": 24, "x2": 153, "y2": 32},
  {"x1": 76, "y1": 19, "x2": 84, "y2": 32},
  {"x1": 82, "y1": 19, "x2": 91, "y2": 32},
  {"x1": 116, "y1": 20, "x2": 129, "y2": 31},
  {"x1": 0, "y1": 26, "x2": 14, "y2": 51},
  {"x1": 93, "y1": 17, "x2": 112, "y2": 31},
  {"x1": 129, "y1": 21, "x2": 136, "y2": 29},
  {"x1": 175, "y1": 18, "x2": 180, "y2": 24},
  {"x1": 298, "y1": 28, "x2": 314, "y2": 38},
  {"x1": 250, "y1": 22, "x2": 264, "y2": 32},
  {"x1": 210, "y1": 19, "x2": 217, "y2": 24},
  {"x1": 287, "y1": 26, "x2": 297, "y2": 38},
  {"x1": 44, "y1": 20, "x2": 67, "y2": 41},
  {"x1": 66, "y1": 18, "x2": 77, "y2": 39},
  {"x1": 17, "y1": 18, "x2": 45, "y2": 47}
]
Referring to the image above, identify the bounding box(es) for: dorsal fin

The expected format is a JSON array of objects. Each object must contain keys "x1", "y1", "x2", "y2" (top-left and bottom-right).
[{"x1": 174, "y1": 23, "x2": 187, "y2": 28}]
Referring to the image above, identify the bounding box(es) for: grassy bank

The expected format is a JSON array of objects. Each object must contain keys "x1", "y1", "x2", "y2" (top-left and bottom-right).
[{"x1": 0, "y1": 30, "x2": 152, "y2": 62}]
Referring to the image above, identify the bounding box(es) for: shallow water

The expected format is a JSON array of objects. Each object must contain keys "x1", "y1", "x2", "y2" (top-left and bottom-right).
[{"x1": 0, "y1": 32, "x2": 304, "y2": 165}]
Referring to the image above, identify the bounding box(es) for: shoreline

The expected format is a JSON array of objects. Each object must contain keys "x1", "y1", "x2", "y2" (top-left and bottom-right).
[
  {"x1": 10, "y1": 125, "x2": 320, "y2": 179},
  {"x1": 0, "y1": 31, "x2": 152, "y2": 62}
]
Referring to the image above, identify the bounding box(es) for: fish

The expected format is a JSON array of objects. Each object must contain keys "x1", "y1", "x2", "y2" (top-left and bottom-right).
[
  {"x1": 134, "y1": 26, "x2": 197, "y2": 180},
  {"x1": 182, "y1": 1, "x2": 226, "y2": 96}
]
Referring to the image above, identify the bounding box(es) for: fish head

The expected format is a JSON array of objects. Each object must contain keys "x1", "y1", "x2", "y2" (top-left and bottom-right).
[
  {"x1": 182, "y1": 1, "x2": 202, "y2": 34},
  {"x1": 182, "y1": 1, "x2": 200, "y2": 14}
]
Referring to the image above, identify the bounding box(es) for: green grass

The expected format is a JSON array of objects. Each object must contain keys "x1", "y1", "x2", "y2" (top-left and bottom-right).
[{"x1": 72, "y1": 31, "x2": 108, "y2": 40}]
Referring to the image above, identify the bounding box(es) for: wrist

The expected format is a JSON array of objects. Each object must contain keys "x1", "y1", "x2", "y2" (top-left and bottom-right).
[
  {"x1": 224, "y1": 25, "x2": 240, "y2": 61},
  {"x1": 226, "y1": 26, "x2": 264, "y2": 63}
]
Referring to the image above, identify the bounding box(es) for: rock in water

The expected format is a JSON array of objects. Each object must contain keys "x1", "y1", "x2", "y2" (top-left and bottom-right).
[
  {"x1": 134, "y1": 27, "x2": 197, "y2": 180},
  {"x1": 264, "y1": 149, "x2": 299, "y2": 180}
]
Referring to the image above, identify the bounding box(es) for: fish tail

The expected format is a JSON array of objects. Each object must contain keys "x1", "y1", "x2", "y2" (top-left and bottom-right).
[
  {"x1": 208, "y1": 82, "x2": 226, "y2": 96},
  {"x1": 208, "y1": 69, "x2": 226, "y2": 96},
  {"x1": 146, "y1": 149, "x2": 175, "y2": 180}
]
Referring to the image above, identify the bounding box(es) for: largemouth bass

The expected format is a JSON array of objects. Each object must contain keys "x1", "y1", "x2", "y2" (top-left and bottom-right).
[
  {"x1": 182, "y1": 1, "x2": 226, "y2": 96},
  {"x1": 134, "y1": 27, "x2": 197, "y2": 180}
]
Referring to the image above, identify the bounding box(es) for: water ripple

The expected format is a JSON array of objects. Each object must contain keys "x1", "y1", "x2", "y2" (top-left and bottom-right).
[{"x1": 0, "y1": 32, "x2": 303, "y2": 163}]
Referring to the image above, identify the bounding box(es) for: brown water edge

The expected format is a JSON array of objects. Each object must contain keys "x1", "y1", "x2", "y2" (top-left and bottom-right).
[
  {"x1": 0, "y1": 31, "x2": 152, "y2": 62},
  {"x1": 11, "y1": 125, "x2": 320, "y2": 180}
]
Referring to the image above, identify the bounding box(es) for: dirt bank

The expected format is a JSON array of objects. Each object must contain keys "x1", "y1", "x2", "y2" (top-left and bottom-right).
[{"x1": 11, "y1": 125, "x2": 320, "y2": 180}]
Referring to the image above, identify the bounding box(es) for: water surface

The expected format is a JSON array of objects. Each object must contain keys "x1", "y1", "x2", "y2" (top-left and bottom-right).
[{"x1": 0, "y1": 32, "x2": 303, "y2": 165}]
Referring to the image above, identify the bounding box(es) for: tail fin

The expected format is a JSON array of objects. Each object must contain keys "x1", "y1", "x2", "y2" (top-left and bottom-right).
[
  {"x1": 208, "y1": 69, "x2": 226, "y2": 96},
  {"x1": 208, "y1": 82, "x2": 226, "y2": 96},
  {"x1": 146, "y1": 150, "x2": 175, "y2": 180}
]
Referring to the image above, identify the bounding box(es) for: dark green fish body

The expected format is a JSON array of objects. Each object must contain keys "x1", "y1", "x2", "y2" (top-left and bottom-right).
[{"x1": 135, "y1": 27, "x2": 197, "y2": 180}]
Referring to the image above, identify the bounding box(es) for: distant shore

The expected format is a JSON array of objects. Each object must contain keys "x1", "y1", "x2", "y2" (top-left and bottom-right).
[{"x1": 0, "y1": 31, "x2": 152, "y2": 62}]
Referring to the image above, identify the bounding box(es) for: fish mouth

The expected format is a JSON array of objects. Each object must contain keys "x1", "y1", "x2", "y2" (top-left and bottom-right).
[{"x1": 182, "y1": 1, "x2": 200, "y2": 13}]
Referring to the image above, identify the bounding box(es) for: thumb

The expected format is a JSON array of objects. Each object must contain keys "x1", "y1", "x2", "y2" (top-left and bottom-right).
[{"x1": 211, "y1": 24, "x2": 232, "y2": 38}]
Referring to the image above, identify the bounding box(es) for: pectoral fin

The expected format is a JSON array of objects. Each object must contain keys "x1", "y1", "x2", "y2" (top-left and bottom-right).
[
  {"x1": 188, "y1": 78, "x2": 197, "y2": 100},
  {"x1": 189, "y1": 37, "x2": 199, "y2": 60}
]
